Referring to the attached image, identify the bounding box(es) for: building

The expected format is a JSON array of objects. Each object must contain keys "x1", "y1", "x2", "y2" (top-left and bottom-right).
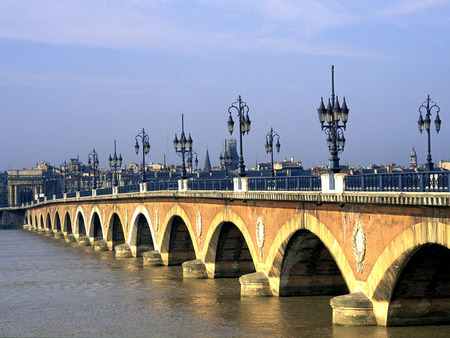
[{"x1": 410, "y1": 147, "x2": 418, "y2": 168}]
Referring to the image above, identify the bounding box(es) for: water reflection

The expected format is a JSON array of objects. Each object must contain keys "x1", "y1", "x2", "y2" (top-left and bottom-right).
[{"x1": 1, "y1": 230, "x2": 449, "y2": 337}]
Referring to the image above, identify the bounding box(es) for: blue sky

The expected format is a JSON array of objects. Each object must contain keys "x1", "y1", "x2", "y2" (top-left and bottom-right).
[{"x1": 1, "y1": 0, "x2": 449, "y2": 171}]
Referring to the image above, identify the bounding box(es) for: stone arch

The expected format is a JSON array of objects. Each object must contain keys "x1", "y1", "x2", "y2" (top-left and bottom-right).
[
  {"x1": 160, "y1": 205, "x2": 197, "y2": 265},
  {"x1": 40, "y1": 214, "x2": 44, "y2": 229},
  {"x1": 265, "y1": 212, "x2": 354, "y2": 297},
  {"x1": 128, "y1": 206, "x2": 155, "y2": 256},
  {"x1": 63, "y1": 211, "x2": 72, "y2": 234},
  {"x1": 74, "y1": 207, "x2": 87, "y2": 237},
  {"x1": 54, "y1": 211, "x2": 62, "y2": 232},
  {"x1": 88, "y1": 206, "x2": 104, "y2": 240},
  {"x1": 106, "y1": 212, "x2": 126, "y2": 249},
  {"x1": 203, "y1": 208, "x2": 259, "y2": 278},
  {"x1": 35, "y1": 215, "x2": 38, "y2": 228},
  {"x1": 368, "y1": 221, "x2": 450, "y2": 326},
  {"x1": 46, "y1": 213, "x2": 52, "y2": 230}
]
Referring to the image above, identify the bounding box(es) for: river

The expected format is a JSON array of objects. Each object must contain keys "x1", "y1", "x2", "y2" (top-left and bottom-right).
[{"x1": 0, "y1": 230, "x2": 449, "y2": 337}]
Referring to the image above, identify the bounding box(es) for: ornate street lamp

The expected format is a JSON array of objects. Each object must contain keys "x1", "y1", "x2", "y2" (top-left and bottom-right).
[
  {"x1": 109, "y1": 140, "x2": 122, "y2": 187},
  {"x1": 75, "y1": 155, "x2": 81, "y2": 191},
  {"x1": 227, "y1": 95, "x2": 251, "y2": 177},
  {"x1": 219, "y1": 139, "x2": 233, "y2": 177},
  {"x1": 87, "y1": 148, "x2": 99, "y2": 189},
  {"x1": 60, "y1": 161, "x2": 68, "y2": 194},
  {"x1": 265, "y1": 127, "x2": 281, "y2": 177},
  {"x1": 418, "y1": 95, "x2": 442, "y2": 171},
  {"x1": 135, "y1": 128, "x2": 150, "y2": 183},
  {"x1": 187, "y1": 150, "x2": 199, "y2": 173},
  {"x1": 173, "y1": 114, "x2": 193, "y2": 179},
  {"x1": 317, "y1": 65, "x2": 349, "y2": 173}
]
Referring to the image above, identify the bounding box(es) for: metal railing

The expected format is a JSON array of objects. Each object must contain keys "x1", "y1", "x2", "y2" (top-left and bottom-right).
[
  {"x1": 345, "y1": 171, "x2": 450, "y2": 192},
  {"x1": 146, "y1": 180, "x2": 178, "y2": 191},
  {"x1": 188, "y1": 178, "x2": 233, "y2": 191},
  {"x1": 96, "y1": 187, "x2": 112, "y2": 196},
  {"x1": 118, "y1": 184, "x2": 140, "y2": 194},
  {"x1": 247, "y1": 176, "x2": 321, "y2": 191}
]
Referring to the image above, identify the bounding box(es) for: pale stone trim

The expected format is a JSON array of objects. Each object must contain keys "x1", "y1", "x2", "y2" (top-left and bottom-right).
[
  {"x1": 87, "y1": 205, "x2": 104, "y2": 241},
  {"x1": 127, "y1": 205, "x2": 156, "y2": 251}
]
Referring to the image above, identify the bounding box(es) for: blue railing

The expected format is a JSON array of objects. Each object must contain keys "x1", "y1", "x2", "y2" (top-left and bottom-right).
[
  {"x1": 345, "y1": 172, "x2": 450, "y2": 192},
  {"x1": 247, "y1": 176, "x2": 321, "y2": 191},
  {"x1": 66, "y1": 192, "x2": 76, "y2": 198},
  {"x1": 97, "y1": 187, "x2": 112, "y2": 196},
  {"x1": 118, "y1": 184, "x2": 140, "y2": 194},
  {"x1": 147, "y1": 180, "x2": 178, "y2": 191},
  {"x1": 188, "y1": 178, "x2": 233, "y2": 191}
]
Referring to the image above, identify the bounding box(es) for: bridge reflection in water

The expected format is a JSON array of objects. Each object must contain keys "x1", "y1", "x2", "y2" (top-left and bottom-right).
[{"x1": 12, "y1": 172, "x2": 450, "y2": 327}]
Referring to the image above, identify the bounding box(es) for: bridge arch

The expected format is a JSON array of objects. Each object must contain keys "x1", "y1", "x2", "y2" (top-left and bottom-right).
[
  {"x1": 46, "y1": 212, "x2": 52, "y2": 230},
  {"x1": 265, "y1": 212, "x2": 354, "y2": 296},
  {"x1": 160, "y1": 205, "x2": 198, "y2": 265},
  {"x1": 128, "y1": 206, "x2": 155, "y2": 256},
  {"x1": 74, "y1": 207, "x2": 87, "y2": 237},
  {"x1": 35, "y1": 215, "x2": 38, "y2": 228},
  {"x1": 203, "y1": 208, "x2": 259, "y2": 278},
  {"x1": 63, "y1": 211, "x2": 73, "y2": 234},
  {"x1": 106, "y1": 212, "x2": 126, "y2": 250},
  {"x1": 54, "y1": 211, "x2": 62, "y2": 232},
  {"x1": 88, "y1": 206, "x2": 104, "y2": 241},
  {"x1": 40, "y1": 214, "x2": 44, "y2": 229},
  {"x1": 368, "y1": 221, "x2": 450, "y2": 326}
]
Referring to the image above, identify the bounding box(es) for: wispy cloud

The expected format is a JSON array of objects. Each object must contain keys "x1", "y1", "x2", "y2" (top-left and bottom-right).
[{"x1": 0, "y1": 1, "x2": 406, "y2": 57}]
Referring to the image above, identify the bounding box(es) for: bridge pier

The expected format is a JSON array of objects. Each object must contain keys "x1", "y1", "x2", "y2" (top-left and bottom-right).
[
  {"x1": 54, "y1": 231, "x2": 64, "y2": 239},
  {"x1": 182, "y1": 259, "x2": 208, "y2": 279},
  {"x1": 65, "y1": 234, "x2": 76, "y2": 242},
  {"x1": 330, "y1": 292, "x2": 377, "y2": 326},
  {"x1": 77, "y1": 235, "x2": 91, "y2": 246},
  {"x1": 239, "y1": 271, "x2": 272, "y2": 296},
  {"x1": 93, "y1": 239, "x2": 109, "y2": 251},
  {"x1": 114, "y1": 244, "x2": 132, "y2": 258},
  {"x1": 142, "y1": 250, "x2": 164, "y2": 266}
]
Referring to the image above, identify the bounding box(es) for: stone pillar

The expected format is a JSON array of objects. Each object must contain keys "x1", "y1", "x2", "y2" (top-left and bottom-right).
[
  {"x1": 178, "y1": 179, "x2": 188, "y2": 191},
  {"x1": 239, "y1": 271, "x2": 272, "y2": 296},
  {"x1": 93, "y1": 239, "x2": 109, "y2": 251},
  {"x1": 330, "y1": 292, "x2": 377, "y2": 326},
  {"x1": 233, "y1": 177, "x2": 248, "y2": 192},
  {"x1": 182, "y1": 259, "x2": 208, "y2": 279},
  {"x1": 14, "y1": 185, "x2": 19, "y2": 206},
  {"x1": 321, "y1": 172, "x2": 347, "y2": 194},
  {"x1": 140, "y1": 183, "x2": 147, "y2": 193},
  {"x1": 77, "y1": 235, "x2": 91, "y2": 246},
  {"x1": 54, "y1": 231, "x2": 65, "y2": 239},
  {"x1": 142, "y1": 250, "x2": 164, "y2": 266},
  {"x1": 65, "y1": 234, "x2": 77, "y2": 242}
]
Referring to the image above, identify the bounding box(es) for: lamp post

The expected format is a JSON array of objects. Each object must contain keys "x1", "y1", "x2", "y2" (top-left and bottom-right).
[
  {"x1": 109, "y1": 140, "x2": 122, "y2": 187},
  {"x1": 317, "y1": 65, "x2": 349, "y2": 173},
  {"x1": 60, "y1": 161, "x2": 68, "y2": 194},
  {"x1": 88, "y1": 148, "x2": 99, "y2": 189},
  {"x1": 187, "y1": 150, "x2": 198, "y2": 174},
  {"x1": 227, "y1": 95, "x2": 251, "y2": 177},
  {"x1": 418, "y1": 95, "x2": 442, "y2": 171},
  {"x1": 219, "y1": 139, "x2": 233, "y2": 177},
  {"x1": 76, "y1": 155, "x2": 81, "y2": 191},
  {"x1": 265, "y1": 127, "x2": 281, "y2": 177},
  {"x1": 135, "y1": 128, "x2": 150, "y2": 183},
  {"x1": 173, "y1": 114, "x2": 193, "y2": 179}
]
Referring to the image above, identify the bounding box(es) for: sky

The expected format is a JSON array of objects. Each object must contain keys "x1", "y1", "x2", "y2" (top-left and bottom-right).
[{"x1": 0, "y1": 0, "x2": 449, "y2": 171}]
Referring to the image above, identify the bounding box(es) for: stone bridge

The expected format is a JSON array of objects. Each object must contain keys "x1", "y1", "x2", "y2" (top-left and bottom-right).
[{"x1": 19, "y1": 179, "x2": 450, "y2": 327}]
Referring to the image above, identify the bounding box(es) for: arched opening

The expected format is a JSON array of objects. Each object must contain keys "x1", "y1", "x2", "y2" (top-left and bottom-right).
[
  {"x1": 111, "y1": 213, "x2": 125, "y2": 248},
  {"x1": 24, "y1": 215, "x2": 29, "y2": 225},
  {"x1": 387, "y1": 244, "x2": 450, "y2": 326},
  {"x1": 40, "y1": 215, "x2": 44, "y2": 229},
  {"x1": 55, "y1": 212, "x2": 61, "y2": 232},
  {"x1": 92, "y1": 213, "x2": 103, "y2": 240},
  {"x1": 279, "y1": 230, "x2": 348, "y2": 296},
  {"x1": 136, "y1": 214, "x2": 154, "y2": 255},
  {"x1": 64, "y1": 212, "x2": 72, "y2": 234},
  {"x1": 77, "y1": 213, "x2": 86, "y2": 236},
  {"x1": 46, "y1": 213, "x2": 52, "y2": 230},
  {"x1": 214, "y1": 222, "x2": 256, "y2": 278},
  {"x1": 168, "y1": 216, "x2": 195, "y2": 265},
  {"x1": 35, "y1": 216, "x2": 38, "y2": 228}
]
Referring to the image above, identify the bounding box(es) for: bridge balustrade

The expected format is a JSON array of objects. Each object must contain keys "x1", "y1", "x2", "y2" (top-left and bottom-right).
[
  {"x1": 247, "y1": 176, "x2": 321, "y2": 191},
  {"x1": 188, "y1": 178, "x2": 233, "y2": 191},
  {"x1": 344, "y1": 172, "x2": 450, "y2": 192},
  {"x1": 146, "y1": 180, "x2": 178, "y2": 191},
  {"x1": 66, "y1": 192, "x2": 77, "y2": 198},
  {"x1": 118, "y1": 184, "x2": 140, "y2": 194},
  {"x1": 79, "y1": 190, "x2": 92, "y2": 197},
  {"x1": 96, "y1": 187, "x2": 112, "y2": 196}
]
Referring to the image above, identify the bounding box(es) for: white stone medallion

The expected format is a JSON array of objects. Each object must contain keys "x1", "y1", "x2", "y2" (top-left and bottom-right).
[
  {"x1": 154, "y1": 209, "x2": 159, "y2": 239},
  {"x1": 256, "y1": 217, "x2": 265, "y2": 257},
  {"x1": 352, "y1": 221, "x2": 366, "y2": 274},
  {"x1": 196, "y1": 211, "x2": 202, "y2": 244}
]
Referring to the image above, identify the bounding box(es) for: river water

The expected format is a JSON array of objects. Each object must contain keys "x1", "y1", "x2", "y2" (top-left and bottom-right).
[{"x1": 0, "y1": 230, "x2": 449, "y2": 337}]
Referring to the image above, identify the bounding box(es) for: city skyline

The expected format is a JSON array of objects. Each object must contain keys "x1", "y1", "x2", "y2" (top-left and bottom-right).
[{"x1": 1, "y1": 1, "x2": 449, "y2": 171}]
